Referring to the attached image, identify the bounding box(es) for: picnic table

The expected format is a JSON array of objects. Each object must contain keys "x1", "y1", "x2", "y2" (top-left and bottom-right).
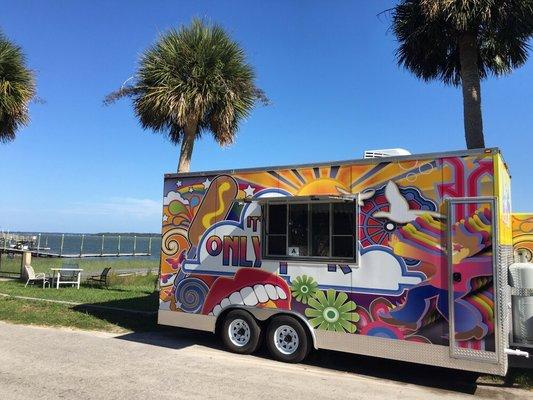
[{"x1": 50, "y1": 268, "x2": 83, "y2": 289}]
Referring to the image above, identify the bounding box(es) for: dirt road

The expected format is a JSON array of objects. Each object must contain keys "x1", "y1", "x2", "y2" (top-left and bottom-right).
[{"x1": 0, "y1": 322, "x2": 528, "y2": 399}]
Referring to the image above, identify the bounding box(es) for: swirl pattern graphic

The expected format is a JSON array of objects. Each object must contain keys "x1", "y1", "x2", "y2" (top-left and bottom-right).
[
  {"x1": 162, "y1": 227, "x2": 189, "y2": 256},
  {"x1": 174, "y1": 277, "x2": 209, "y2": 313}
]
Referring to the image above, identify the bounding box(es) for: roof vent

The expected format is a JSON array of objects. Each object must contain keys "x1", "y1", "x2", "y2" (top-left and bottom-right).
[{"x1": 364, "y1": 148, "x2": 411, "y2": 159}]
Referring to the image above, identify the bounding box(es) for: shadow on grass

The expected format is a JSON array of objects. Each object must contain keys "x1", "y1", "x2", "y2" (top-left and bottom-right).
[
  {"x1": 72, "y1": 291, "x2": 159, "y2": 332},
  {"x1": 80, "y1": 285, "x2": 155, "y2": 294}
]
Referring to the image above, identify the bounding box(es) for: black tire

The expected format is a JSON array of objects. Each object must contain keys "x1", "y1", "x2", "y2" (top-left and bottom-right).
[
  {"x1": 221, "y1": 310, "x2": 262, "y2": 355},
  {"x1": 266, "y1": 315, "x2": 310, "y2": 363}
]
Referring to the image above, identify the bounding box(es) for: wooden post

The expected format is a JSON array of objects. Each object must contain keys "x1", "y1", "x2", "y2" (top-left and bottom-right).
[
  {"x1": 80, "y1": 234, "x2": 85, "y2": 257},
  {"x1": 59, "y1": 234, "x2": 65, "y2": 257},
  {"x1": 20, "y1": 251, "x2": 31, "y2": 281},
  {"x1": 133, "y1": 235, "x2": 137, "y2": 256},
  {"x1": 117, "y1": 235, "x2": 121, "y2": 256},
  {"x1": 101, "y1": 235, "x2": 105, "y2": 256}
]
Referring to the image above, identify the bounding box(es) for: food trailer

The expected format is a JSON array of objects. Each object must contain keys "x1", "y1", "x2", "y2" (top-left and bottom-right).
[{"x1": 158, "y1": 147, "x2": 532, "y2": 376}]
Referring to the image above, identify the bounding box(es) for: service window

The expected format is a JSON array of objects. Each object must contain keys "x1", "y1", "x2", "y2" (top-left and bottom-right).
[
  {"x1": 266, "y1": 204, "x2": 287, "y2": 256},
  {"x1": 264, "y1": 199, "x2": 356, "y2": 261}
]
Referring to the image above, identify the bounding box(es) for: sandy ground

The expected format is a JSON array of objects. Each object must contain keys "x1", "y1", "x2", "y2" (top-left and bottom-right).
[{"x1": 0, "y1": 321, "x2": 529, "y2": 400}]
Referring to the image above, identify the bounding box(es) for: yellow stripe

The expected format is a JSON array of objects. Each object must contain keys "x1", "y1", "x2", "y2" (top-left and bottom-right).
[{"x1": 202, "y1": 182, "x2": 231, "y2": 228}]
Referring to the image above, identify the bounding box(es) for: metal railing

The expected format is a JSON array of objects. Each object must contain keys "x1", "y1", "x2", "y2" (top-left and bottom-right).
[{"x1": 1, "y1": 233, "x2": 160, "y2": 258}]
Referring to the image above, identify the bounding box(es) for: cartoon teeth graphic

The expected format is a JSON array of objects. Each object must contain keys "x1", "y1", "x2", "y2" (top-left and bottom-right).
[{"x1": 202, "y1": 268, "x2": 291, "y2": 316}]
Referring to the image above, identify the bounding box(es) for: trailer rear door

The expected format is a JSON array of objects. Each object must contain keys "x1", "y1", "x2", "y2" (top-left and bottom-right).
[{"x1": 446, "y1": 197, "x2": 504, "y2": 366}]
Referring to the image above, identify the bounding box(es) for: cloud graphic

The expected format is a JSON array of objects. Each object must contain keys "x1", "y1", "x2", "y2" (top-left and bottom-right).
[
  {"x1": 182, "y1": 202, "x2": 263, "y2": 276},
  {"x1": 354, "y1": 247, "x2": 424, "y2": 292},
  {"x1": 278, "y1": 246, "x2": 424, "y2": 296},
  {"x1": 164, "y1": 191, "x2": 190, "y2": 206}
]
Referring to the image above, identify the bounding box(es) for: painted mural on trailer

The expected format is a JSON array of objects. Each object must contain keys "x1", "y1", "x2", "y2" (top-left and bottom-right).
[
  {"x1": 512, "y1": 214, "x2": 533, "y2": 262},
  {"x1": 160, "y1": 154, "x2": 496, "y2": 349}
]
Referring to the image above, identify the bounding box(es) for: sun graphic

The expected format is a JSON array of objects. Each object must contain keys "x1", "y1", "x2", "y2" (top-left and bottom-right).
[
  {"x1": 234, "y1": 161, "x2": 439, "y2": 201},
  {"x1": 297, "y1": 178, "x2": 348, "y2": 196},
  {"x1": 238, "y1": 166, "x2": 353, "y2": 196}
]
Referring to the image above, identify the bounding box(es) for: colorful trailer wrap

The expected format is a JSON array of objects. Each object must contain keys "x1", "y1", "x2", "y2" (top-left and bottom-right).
[
  {"x1": 158, "y1": 148, "x2": 513, "y2": 375},
  {"x1": 512, "y1": 214, "x2": 533, "y2": 262}
]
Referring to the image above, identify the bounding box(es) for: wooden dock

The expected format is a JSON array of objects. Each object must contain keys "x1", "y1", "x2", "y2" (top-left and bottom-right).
[{"x1": 0, "y1": 248, "x2": 151, "y2": 258}]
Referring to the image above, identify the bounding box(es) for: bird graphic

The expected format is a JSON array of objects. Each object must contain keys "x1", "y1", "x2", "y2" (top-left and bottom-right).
[
  {"x1": 373, "y1": 181, "x2": 442, "y2": 223},
  {"x1": 336, "y1": 187, "x2": 375, "y2": 206}
]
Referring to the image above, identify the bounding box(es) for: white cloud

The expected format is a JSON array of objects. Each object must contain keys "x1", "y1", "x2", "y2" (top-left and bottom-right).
[
  {"x1": 0, "y1": 196, "x2": 163, "y2": 233},
  {"x1": 60, "y1": 197, "x2": 161, "y2": 218}
]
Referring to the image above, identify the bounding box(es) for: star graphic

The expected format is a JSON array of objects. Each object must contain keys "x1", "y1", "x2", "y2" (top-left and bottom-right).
[
  {"x1": 202, "y1": 178, "x2": 211, "y2": 189},
  {"x1": 453, "y1": 243, "x2": 464, "y2": 252},
  {"x1": 163, "y1": 214, "x2": 168, "y2": 222},
  {"x1": 243, "y1": 185, "x2": 255, "y2": 198},
  {"x1": 175, "y1": 180, "x2": 182, "y2": 187}
]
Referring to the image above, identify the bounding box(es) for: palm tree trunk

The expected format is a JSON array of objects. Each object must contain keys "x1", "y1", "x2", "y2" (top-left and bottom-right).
[
  {"x1": 458, "y1": 33, "x2": 485, "y2": 149},
  {"x1": 177, "y1": 123, "x2": 197, "y2": 172}
]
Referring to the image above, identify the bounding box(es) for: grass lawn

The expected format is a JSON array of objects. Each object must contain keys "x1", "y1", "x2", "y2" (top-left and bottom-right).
[
  {"x1": 0, "y1": 253, "x2": 160, "y2": 275},
  {"x1": 0, "y1": 274, "x2": 158, "y2": 311},
  {"x1": 0, "y1": 274, "x2": 159, "y2": 332},
  {"x1": 0, "y1": 297, "x2": 135, "y2": 332},
  {"x1": 479, "y1": 371, "x2": 533, "y2": 391}
]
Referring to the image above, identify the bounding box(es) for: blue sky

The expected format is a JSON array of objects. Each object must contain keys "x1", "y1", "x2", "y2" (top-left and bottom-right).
[{"x1": 1, "y1": 0, "x2": 531, "y2": 233}]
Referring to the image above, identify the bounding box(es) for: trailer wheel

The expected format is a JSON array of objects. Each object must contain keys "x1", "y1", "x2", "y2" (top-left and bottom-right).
[
  {"x1": 266, "y1": 315, "x2": 309, "y2": 363},
  {"x1": 221, "y1": 310, "x2": 261, "y2": 355}
]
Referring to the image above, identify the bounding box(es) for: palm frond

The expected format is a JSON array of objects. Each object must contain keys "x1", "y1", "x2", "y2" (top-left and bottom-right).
[
  {"x1": 0, "y1": 31, "x2": 36, "y2": 142},
  {"x1": 106, "y1": 18, "x2": 268, "y2": 149},
  {"x1": 392, "y1": 0, "x2": 533, "y2": 86}
]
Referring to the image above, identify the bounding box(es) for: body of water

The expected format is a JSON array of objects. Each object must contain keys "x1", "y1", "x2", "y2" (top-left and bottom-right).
[{"x1": 2, "y1": 232, "x2": 162, "y2": 259}]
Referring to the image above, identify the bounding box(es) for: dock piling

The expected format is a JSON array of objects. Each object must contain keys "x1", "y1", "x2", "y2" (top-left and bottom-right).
[
  {"x1": 59, "y1": 234, "x2": 64, "y2": 257},
  {"x1": 80, "y1": 234, "x2": 85, "y2": 257}
]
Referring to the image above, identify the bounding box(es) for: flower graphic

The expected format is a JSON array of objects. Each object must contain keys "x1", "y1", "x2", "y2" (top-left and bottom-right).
[
  {"x1": 305, "y1": 289, "x2": 359, "y2": 333},
  {"x1": 291, "y1": 275, "x2": 318, "y2": 304}
]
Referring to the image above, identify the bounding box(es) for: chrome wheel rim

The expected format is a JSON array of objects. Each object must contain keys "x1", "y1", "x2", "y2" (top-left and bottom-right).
[
  {"x1": 228, "y1": 318, "x2": 251, "y2": 347},
  {"x1": 274, "y1": 325, "x2": 299, "y2": 355}
]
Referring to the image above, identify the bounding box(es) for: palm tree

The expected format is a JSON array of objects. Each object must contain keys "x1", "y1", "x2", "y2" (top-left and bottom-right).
[
  {"x1": 391, "y1": 0, "x2": 533, "y2": 149},
  {"x1": 106, "y1": 19, "x2": 267, "y2": 172},
  {"x1": 0, "y1": 31, "x2": 36, "y2": 143}
]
